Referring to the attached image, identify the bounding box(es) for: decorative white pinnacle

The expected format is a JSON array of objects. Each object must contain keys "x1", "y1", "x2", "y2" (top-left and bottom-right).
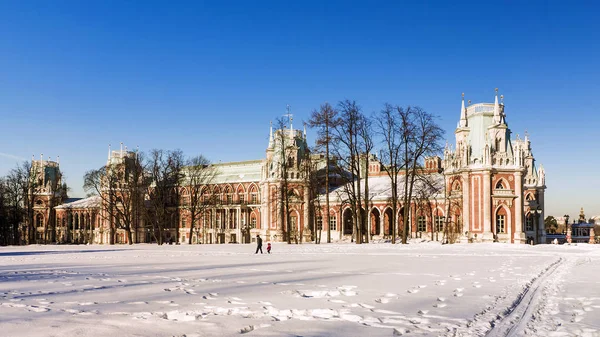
[
  {"x1": 459, "y1": 93, "x2": 467, "y2": 127},
  {"x1": 494, "y1": 88, "x2": 501, "y2": 124}
]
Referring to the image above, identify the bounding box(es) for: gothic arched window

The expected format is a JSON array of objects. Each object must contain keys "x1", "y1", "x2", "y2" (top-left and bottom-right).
[{"x1": 495, "y1": 180, "x2": 506, "y2": 189}]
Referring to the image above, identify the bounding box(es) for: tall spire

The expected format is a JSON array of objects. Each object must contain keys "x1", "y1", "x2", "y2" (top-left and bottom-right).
[
  {"x1": 268, "y1": 121, "x2": 273, "y2": 148},
  {"x1": 120, "y1": 142, "x2": 124, "y2": 158},
  {"x1": 459, "y1": 93, "x2": 467, "y2": 127},
  {"x1": 108, "y1": 144, "x2": 111, "y2": 161},
  {"x1": 494, "y1": 88, "x2": 501, "y2": 124}
]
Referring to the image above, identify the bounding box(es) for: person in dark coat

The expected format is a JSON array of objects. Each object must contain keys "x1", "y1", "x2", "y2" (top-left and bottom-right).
[{"x1": 255, "y1": 235, "x2": 263, "y2": 254}]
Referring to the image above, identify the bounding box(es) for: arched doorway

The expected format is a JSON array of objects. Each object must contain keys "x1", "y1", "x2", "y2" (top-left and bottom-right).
[
  {"x1": 383, "y1": 208, "x2": 393, "y2": 236},
  {"x1": 398, "y1": 207, "x2": 406, "y2": 237},
  {"x1": 343, "y1": 208, "x2": 353, "y2": 235},
  {"x1": 371, "y1": 208, "x2": 381, "y2": 235}
]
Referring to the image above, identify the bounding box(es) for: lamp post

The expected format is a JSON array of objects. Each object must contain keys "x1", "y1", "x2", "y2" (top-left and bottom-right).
[
  {"x1": 563, "y1": 214, "x2": 569, "y2": 235},
  {"x1": 565, "y1": 215, "x2": 572, "y2": 244}
]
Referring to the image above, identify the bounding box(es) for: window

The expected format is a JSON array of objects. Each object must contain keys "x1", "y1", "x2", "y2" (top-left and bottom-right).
[
  {"x1": 181, "y1": 218, "x2": 187, "y2": 228},
  {"x1": 417, "y1": 216, "x2": 426, "y2": 232},
  {"x1": 435, "y1": 216, "x2": 445, "y2": 232},
  {"x1": 36, "y1": 214, "x2": 44, "y2": 227},
  {"x1": 526, "y1": 214, "x2": 533, "y2": 231},
  {"x1": 316, "y1": 216, "x2": 323, "y2": 231},
  {"x1": 227, "y1": 194, "x2": 232, "y2": 204},
  {"x1": 496, "y1": 214, "x2": 506, "y2": 233},
  {"x1": 495, "y1": 180, "x2": 505, "y2": 189},
  {"x1": 329, "y1": 216, "x2": 337, "y2": 231},
  {"x1": 251, "y1": 193, "x2": 258, "y2": 204},
  {"x1": 239, "y1": 194, "x2": 245, "y2": 204},
  {"x1": 251, "y1": 217, "x2": 257, "y2": 229}
]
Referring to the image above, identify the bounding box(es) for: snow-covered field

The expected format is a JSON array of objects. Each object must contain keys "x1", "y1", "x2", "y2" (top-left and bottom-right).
[{"x1": 1, "y1": 242, "x2": 599, "y2": 337}]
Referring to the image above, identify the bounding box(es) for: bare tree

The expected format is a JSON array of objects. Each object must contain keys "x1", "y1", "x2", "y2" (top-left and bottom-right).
[
  {"x1": 375, "y1": 104, "x2": 405, "y2": 244},
  {"x1": 3, "y1": 161, "x2": 42, "y2": 244},
  {"x1": 84, "y1": 151, "x2": 146, "y2": 245},
  {"x1": 358, "y1": 114, "x2": 374, "y2": 243},
  {"x1": 0, "y1": 179, "x2": 9, "y2": 245},
  {"x1": 399, "y1": 107, "x2": 445, "y2": 244},
  {"x1": 304, "y1": 152, "x2": 323, "y2": 243},
  {"x1": 413, "y1": 172, "x2": 443, "y2": 240},
  {"x1": 3, "y1": 168, "x2": 25, "y2": 245},
  {"x1": 145, "y1": 149, "x2": 184, "y2": 245},
  {"x1": 308, "y1": 102, "x2": 339, "y2": 243},
  {"x1": 181, "y1": 155, "x2": 217, "y2": 245},
  {"x1": 273, "y1": 117, "x2": 294, "y2": 244},
  {"x1": 1, "y1": 168, "x2": 29, "y2": 245},
  {"x1": 330, "y1": 100, "x2": 366, "y2": 244}
]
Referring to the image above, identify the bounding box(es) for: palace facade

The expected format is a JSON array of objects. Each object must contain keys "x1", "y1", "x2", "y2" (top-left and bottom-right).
[{"x1": 30, "y1": 90, "x2": 547, "y2": 244}]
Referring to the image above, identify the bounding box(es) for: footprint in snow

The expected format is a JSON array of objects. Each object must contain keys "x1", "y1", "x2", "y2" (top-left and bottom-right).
[
  {"x1": 433, "y1": 303, "x2": 447, "y2": 308},
  {"x1": 328, "y1": 299, "x2": 346, "y2": 304},
  {"x1": 407, "y1": 289, "x2": 419, "y2": 294},
  {"x1": 375, "y1": 298, "x2": 390, "y2": 304},
  {"x1": 27, "y1": 305, "x2": 50, "y2": 313}
]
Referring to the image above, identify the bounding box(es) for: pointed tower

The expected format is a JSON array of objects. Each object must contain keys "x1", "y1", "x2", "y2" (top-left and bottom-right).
[
  {"x1": 454, "y1": 93, "x2": 470, "y2": 168},
  {"x1": 29, "y1": 155, "x2": 64, "y2": 244},
  {"x1": 459, "y1": 93, "x2": 467, "y2": 128},
  {"x1": 493, "y1": 88, "x2": 501, "y2": 124}
]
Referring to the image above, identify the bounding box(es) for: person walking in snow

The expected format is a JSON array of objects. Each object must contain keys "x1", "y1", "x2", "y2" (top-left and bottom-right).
[
  {"x1": 255, "y1": 235, "x2": 263, "y2": 254},
  {"x1": 267, "y1": 242, "x2": 271, "y2": 254}
]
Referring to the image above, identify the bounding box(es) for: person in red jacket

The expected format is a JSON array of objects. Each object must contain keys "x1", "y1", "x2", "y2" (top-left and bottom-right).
[{"x1": 267, "y1": 242, "x2": 271, "y2": 254}]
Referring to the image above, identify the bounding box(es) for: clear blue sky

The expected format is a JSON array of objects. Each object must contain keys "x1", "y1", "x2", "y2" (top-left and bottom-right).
[{"x1": 0, "y1": 1, "x2": 598, "y2": 218}]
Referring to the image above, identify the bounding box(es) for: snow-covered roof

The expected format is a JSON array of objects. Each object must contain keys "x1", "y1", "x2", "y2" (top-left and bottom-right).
[
  {"x1": 323, "y1": 173, "x2": 445, "y2": 203},
  {"x1": 55, "y1": 195, "x2": 102, "y2": 210}
]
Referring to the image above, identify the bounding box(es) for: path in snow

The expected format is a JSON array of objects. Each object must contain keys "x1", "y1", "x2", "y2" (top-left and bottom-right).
[{"x1": 484, "y1": 257, "x2": 563, "y2": 337}]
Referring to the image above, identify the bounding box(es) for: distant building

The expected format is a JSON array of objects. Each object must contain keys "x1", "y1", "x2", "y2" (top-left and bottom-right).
[{"x1": 30, "y1": 89, "x2": 546, "y2": 244}]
